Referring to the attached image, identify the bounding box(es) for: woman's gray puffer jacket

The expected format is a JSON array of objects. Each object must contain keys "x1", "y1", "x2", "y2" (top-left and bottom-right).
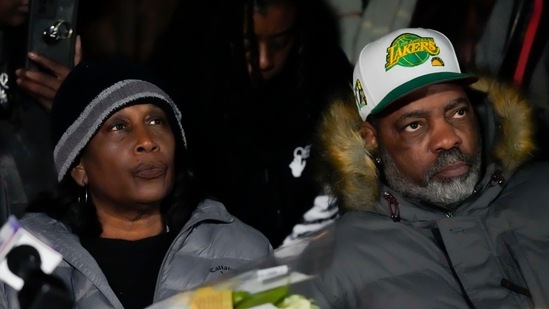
[{"x1": 0, "y1": 199, "x2": 272, "y2": 308}]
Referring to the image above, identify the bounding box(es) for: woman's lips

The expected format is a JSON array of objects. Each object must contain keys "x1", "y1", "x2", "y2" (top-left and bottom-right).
[
  {"x1": 435, "y1": 162, "x2": 470, "y2": 179},
  {"x1": 132, "y1": 162, "x2": 167, "y2": 179}
]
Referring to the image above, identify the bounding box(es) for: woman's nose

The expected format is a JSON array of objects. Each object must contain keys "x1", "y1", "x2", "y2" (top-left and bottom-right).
[
  {"x1": 258, "y1": 42, "x2": 274, "y2": 71},
  {"x1": 134, "y1": 126, "x2": 159, "y2": 153}
]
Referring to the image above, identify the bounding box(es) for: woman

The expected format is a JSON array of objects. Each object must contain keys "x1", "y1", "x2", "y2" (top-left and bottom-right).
[
  {"x1": 0, "y1": 59, "x2": 272, "y2": 309},
  {"x1": 147, "y1": 0, "x2": 353, "y2": 248}
]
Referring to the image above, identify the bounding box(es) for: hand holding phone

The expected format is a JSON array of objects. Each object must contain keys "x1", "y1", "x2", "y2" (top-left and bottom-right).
[{"x1": 25, "y1": 0, "x2": 79, "y2": 72}]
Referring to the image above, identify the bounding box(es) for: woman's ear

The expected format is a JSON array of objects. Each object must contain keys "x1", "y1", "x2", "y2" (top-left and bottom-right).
[
  {"x1": 70, "y1": 161, "x2": 88, "y2": 187},
  {"x1": 361, "y1": 121, "x2": 379, "y2": 149}
]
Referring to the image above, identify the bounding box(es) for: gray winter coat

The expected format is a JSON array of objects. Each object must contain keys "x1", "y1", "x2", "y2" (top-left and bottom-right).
[
  {"x1": 0, "y1": 199, "x2": 272, "y2": 308},
  {"x1": 295, "y1": 77, "x2": 549, "y2": 308}
]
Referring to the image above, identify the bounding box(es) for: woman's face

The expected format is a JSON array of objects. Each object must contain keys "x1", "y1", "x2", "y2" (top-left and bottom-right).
[
  {"x1": 245, "y1": 1, "x2": 297, "y2": 81},
  {"x1": 71, "y1": 104, "x2": 176, "y2": 213}
]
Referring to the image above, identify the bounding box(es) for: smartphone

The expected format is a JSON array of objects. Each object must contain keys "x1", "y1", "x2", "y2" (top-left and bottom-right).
[{"x1": 25, "y1": 0, "x2": 79, "y2": 72}]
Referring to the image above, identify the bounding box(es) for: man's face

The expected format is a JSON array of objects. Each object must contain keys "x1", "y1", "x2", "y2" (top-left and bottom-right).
[
  {"x1": 245, "y1": 2, "x2": 297, "y2": 82},
  {"x1": 370, "y1": 83, "x2": 482, "y2": 207},
  {"x1": 0, "y1": 0, "x2": 28, "y2": 27}
]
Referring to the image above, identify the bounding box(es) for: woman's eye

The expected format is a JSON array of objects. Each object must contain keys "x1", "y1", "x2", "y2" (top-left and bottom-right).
[
  {"x1": 404, "y1": 122, "x2": 422, "y2": 132},
  {"x1": 148, "y1": 118, "x2": 165, "y2": 125},
  {"x1": 269, "y1": 37, "x2": 290, "y2": 51},
  {"x1": 110, "y1": 123, "x2": 126, "y2": 131}
]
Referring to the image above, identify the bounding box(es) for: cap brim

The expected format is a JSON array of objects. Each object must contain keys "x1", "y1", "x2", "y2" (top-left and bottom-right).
[{"x1": 371, "y1": 72, "x2": 478, "y2": 115}]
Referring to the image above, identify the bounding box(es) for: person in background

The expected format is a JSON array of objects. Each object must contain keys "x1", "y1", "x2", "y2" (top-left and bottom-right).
[
  {"x1": 147, "y1": 0, "x2": 353, "y2": 248},
  {"x1": 0, "y1": 58, "x2": 272, "y2": 309},
  {"x1": 294, "y1": 28, "x2": 549, "y2": 308},
  {"x1": 326, "y1": 0, "x2": 418, "y2": 64},
  {"x1": 0, "y1": 0, "x2": 81, "y2": 219},
  {"x1": 76, "y1": 0, "x2": 180, "y2": 63}
]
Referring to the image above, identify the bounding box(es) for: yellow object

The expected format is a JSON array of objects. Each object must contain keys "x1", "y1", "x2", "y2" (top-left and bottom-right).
[{"x1": 189, "y1": 287, "x2": 233, "y2": 309}]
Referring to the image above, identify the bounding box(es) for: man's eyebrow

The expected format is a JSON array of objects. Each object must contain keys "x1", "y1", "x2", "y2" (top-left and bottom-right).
[
  {"x1": 398, "y1": 96, "x2": 470, "y2": 120},
  {"x1": 399, "y1": 110, "x2": 428, "y2": 121},
  {"x1": 444, "y1": 97, "x2": 469, "y2": 112}
]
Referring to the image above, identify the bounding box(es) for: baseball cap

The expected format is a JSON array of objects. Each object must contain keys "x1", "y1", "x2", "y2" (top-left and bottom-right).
[{"x1": 353, "y1": 28, "x2": 478, "y2": 121}]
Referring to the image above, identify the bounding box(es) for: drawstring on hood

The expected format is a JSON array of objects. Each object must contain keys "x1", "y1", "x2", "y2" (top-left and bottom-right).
[
  {"x1": 383, "y1": 192, "x2": 401, "y2": 222},
  {"x1": 490, "y1": 170, "x2": 506, "y2": 187}
]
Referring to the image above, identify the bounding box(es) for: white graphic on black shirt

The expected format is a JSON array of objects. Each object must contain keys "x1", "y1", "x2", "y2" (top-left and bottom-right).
[{"x1": 289, "y1": 145, "x2": 311, "y2": 178}]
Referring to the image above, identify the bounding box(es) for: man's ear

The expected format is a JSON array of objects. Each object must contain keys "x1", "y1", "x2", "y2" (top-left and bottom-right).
[
  {"x1": 70, "y1": 161, "x2": 88, "y2": 187},
  {"x1": 361, "y1": 121, "x2": 379, "y2": 149}
]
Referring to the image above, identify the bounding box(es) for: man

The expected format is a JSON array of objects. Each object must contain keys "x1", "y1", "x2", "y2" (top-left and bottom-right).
[{"x1": 294, "y1": 28, "x2": 549, "y2": 308}]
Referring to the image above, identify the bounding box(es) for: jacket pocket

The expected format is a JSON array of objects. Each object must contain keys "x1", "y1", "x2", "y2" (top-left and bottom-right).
[{"x1": 499, "y1": 230, "x2": 549, "y2": 308}]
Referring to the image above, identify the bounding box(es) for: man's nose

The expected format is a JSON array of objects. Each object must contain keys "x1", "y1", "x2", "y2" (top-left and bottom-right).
[{"x1": 430, "y1": 120, "x2": 462, "y2": 152}]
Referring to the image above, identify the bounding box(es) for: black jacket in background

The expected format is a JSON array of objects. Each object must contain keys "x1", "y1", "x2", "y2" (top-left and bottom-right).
[{"x1": 146, "y1": 0, "x2": 353, "y2": 247}]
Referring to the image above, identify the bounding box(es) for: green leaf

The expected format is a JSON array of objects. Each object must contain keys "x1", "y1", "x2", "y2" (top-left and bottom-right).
[
  {"x1": 234, "y1": 286, "x2": 289, "y2": 309},
  {"x1": 232, "y1": 290, "x2": 250, "y2": 306}
]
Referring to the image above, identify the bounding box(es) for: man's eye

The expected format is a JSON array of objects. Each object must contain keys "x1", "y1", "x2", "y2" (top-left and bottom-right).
[
  {"x1": 453, "y1": 109, "x2": 467, "y2": 118},
  {"x1": 404, "y1": 122, "x2": 422, "y2": 132}
]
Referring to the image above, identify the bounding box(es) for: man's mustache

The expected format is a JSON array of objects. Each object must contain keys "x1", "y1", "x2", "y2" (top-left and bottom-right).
[{"x1": 428, "y1": 148, "x2": 473, "y2": 179}]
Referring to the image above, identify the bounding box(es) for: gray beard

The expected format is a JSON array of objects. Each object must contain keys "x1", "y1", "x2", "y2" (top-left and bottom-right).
[{"x1": 379, "y1": 147, "x2": 482, "y2": 208}]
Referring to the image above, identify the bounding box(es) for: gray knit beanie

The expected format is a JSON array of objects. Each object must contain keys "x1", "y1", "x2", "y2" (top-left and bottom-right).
[{"x1": 51, "y1": 58, "x2": 186, "y2": 182}]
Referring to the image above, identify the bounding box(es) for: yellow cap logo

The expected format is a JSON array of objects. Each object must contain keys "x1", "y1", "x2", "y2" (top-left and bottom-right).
[{"x1": 385, "y1": 33, "x2": 441, "y2": 71}]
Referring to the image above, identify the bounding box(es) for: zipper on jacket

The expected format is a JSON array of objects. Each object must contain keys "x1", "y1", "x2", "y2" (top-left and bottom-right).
[
  {"x1": 383, "y1": 192, "x2": 400, "y2": 222},
  {"x1": 432, "y1": 228, "x2": 476, "y2": 309},
  {"x1": 500, "y1": 278, "x2": 532, "y2": 298}
]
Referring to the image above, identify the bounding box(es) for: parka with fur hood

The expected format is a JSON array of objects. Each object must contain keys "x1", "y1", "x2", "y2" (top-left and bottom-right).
[{"x1": 296, "y1": 76, "x2": 549, "y2": 309}]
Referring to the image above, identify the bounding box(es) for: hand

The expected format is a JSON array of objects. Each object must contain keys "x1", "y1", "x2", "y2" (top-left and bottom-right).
[{"x1": 15, "y1": 35, "x2": 82, "y2": 111}]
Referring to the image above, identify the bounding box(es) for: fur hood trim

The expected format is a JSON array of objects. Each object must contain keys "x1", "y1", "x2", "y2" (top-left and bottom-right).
[{"x1": 317, "y1": 76, "x2": 536, "y2": 211}]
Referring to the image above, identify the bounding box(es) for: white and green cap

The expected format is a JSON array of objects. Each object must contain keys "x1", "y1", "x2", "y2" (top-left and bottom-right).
[{"x1": 353, "y1": 28, "x2": 478, "y2": 121}]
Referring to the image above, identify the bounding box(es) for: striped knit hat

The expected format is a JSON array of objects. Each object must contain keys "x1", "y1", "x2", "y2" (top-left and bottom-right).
[{"x1": 51, "y1": 58, "x2": 186, "y2": 182}]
